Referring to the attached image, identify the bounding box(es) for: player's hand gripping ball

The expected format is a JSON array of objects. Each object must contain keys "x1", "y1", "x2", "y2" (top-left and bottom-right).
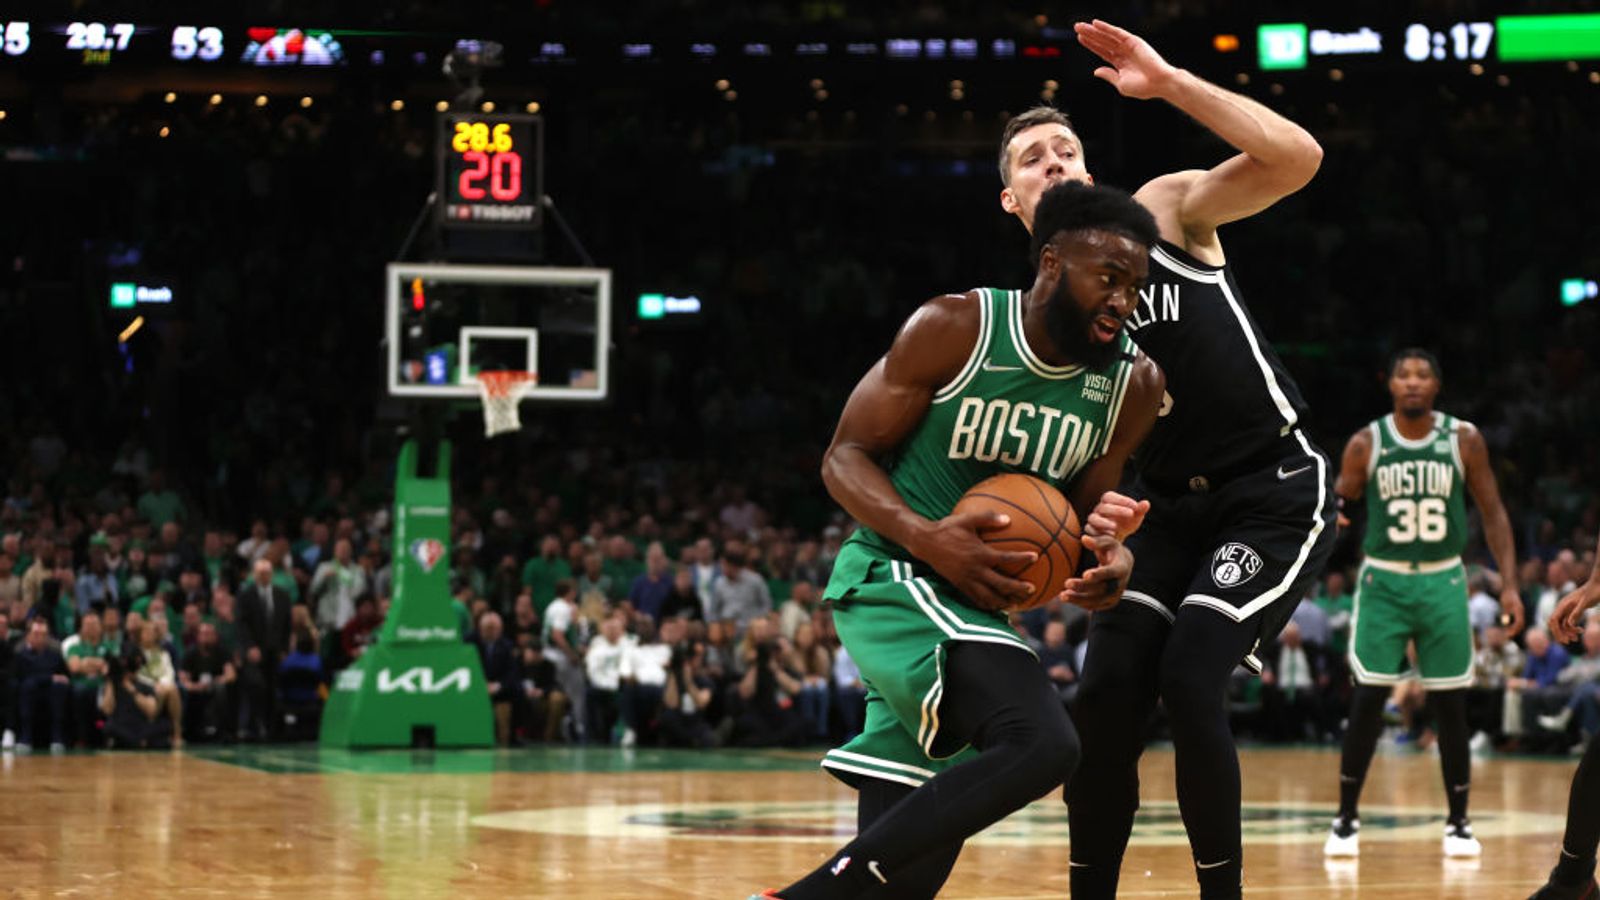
[{"x1": 952, "y1": 473, "x2": 1082, "y2": 611}]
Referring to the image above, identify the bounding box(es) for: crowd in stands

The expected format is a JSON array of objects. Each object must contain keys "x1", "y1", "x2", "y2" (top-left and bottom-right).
[{"x1": 1, "y1": 443, "x2": 1594, "y2": 755}]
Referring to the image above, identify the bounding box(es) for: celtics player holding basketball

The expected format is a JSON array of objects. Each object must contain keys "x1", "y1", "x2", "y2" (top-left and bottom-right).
[
  {"x1": 1324, "y1": 348, "x2": 1524, "y2": 859},
  {"x1": 754, "y1": 183, "x2": 1165, "y2": 900}
]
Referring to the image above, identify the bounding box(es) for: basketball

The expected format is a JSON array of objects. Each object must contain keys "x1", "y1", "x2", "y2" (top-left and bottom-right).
[{"x1": 951, "y1": 473, "x2": 1082, "y2": 611}]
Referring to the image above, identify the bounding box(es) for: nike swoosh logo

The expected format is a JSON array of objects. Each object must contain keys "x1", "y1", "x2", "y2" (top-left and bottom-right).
[
  {"x1": 867, "y1": 861, "x2": 887, "y2": 884},
  {"x1": 981, "y1": 359, "x2": 1022, "y2": 372},
  {"x1": 1277, "y1": 464, "x2": 1313, "y2": 480},
  {"x1": 1197, "y1": 858, "x2": 1233, "y2": 870}
]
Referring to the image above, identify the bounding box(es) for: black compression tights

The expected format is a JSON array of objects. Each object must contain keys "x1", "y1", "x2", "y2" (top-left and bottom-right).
[
  {"x1": 778, "y1": 642, "x2": 1080, "y2": 900},
  {"x1": 1068, "y1": 604, "x2": 1263, "y2": 900}
]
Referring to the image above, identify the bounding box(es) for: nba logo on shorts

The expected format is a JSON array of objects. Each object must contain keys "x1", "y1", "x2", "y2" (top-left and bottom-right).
[
  {"x1": 1211, "y1": 542, "x2": 1263, "y2": 588},
  {"x1": 410, "y1": 538, "x2": 446, "y2": 573}
]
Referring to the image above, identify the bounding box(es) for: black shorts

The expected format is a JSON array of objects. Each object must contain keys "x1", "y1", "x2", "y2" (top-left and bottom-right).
[{"x1": 1120, "y1": 430, "x2": 1338, "y2": 656}]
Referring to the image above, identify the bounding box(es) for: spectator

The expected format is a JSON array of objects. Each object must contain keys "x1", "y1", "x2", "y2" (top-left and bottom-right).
[
  {"x1": 520, "y1": 535, "x2": 571, "y2": 615},
  {"x1": 135, "y1": 620, "x2": 183, "y2": 749},
  {"x1": 733, "y1": 627, "x2": 806, "y2": 748},
  {"x1": 603, "y1": 535, "x2": 643, "y2": 602},
  {"x1": 100, "y1": 648, "x2": 170, "y2": 749},
  {"x1": 718, "y1": 484, "x2": 762, "y2": 538},
  {"x1": 12, "y1": 618, "x2": 69, "y2": 752},
  {"x1": 237, "y1": 557, "x2": 293, "y2": 740},
  {"x1": 585, "y1": 611, "x2": 629, "y2": 743},
  {"x1": 789, "y1": 621, "x2": 833, "y2": 740},
  {"x1": 309, "y1": 538, "x2": 366, "y2": 634},
  {"x1": 1535, "y1": 554, "x2": 1580, "y2": 630},
  {"x1": 135, "y1": 470, "x2": 186, "y2": 528},
  {"x1": 1537, "y1": 622, "x2": 1600, "y2": 744},
  {"x1": 542, "y1": 578, "x2": 588, "y2": 742},
  {"x1": 1259, "y1": 622, "x2": 1331, "y2": 743},
  {"x1": 689, "y1": 537, "x2": 719, "y2": 612},
  {"x1": 708, "y1": 540, "x2": 773, "y2": 638},
  {"x1": 660, "y1": 638, "x2": 717, "y2": 749},
  {"x1": 1314, "y1": 570, "x2": 1354, "y2": 657},
  {"x1": 507, "y1": 590, "x2": 540, "y2": 649},
  {"x1": 61, "y1": 611, "x2": 112, "y2": 746},
  {"x1": 1039, "y1": 617, "x2": 1080, "y2": 708},
  {"x1": 73, "y1": 543, "x2": 118, "y2": 615},
  {"x1": 339, "y1": 594, "x2": 383, "y2": 664},
  {"x1": 179, "y1": 621, "x2": 237, "y2": 742},
  {"x1": 117, "y1": 541, "x2": 157, "y2": 607},
  {"x1": 1467, "y1": 572, "x2": 1503, "y2": 636},
  {"x1": 627, "y1": 541, "x2": 673, "y2": 624},
  {"x1": 519, "y1": 639, "x2": 569, "y2": 743},
  {"x1": 1470, "y1": 624, "x2": 1524, "y2": 748},
  {"x1": 237, "y1": 520, "x2": 272, "y2": 563},
  {"x1": 475, "y1": 611, "x2": 522, "y2": 746},
  {"x1": 619, "y1": 617, "x2": 671, "y2": 747},
  {"x1": 658, "y1": 566, "x2": 705, "y2": 623},
  {"x1": 277, "y1": 630, "x2": 325, "y2": 738},
  {"x1": 777, "y1": 580, "x2": 820, "y2": 641},
  {"x1": 576, "y1": 551, "x2": 614, "y2": 610}
]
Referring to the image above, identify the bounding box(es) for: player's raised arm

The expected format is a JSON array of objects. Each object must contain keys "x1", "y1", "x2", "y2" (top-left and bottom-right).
[
  {"x1": 821, "y1": 293, "x2": 1036, "y2": 609},
  {"x1": 1074, "y1": 19, "x2": 1322, "y2": 254},
  {"x1": 1458, "y1": 424, "x2": 1524, "y2": 636},
  {"x1": 1058, "y1": 354, "x2": 1164, "y2": 610}
]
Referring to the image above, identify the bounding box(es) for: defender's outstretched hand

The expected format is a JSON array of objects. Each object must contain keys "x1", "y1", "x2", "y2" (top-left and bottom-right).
[
  {"x1": 1085, "y1": 491, "x2": 1150, "y2": 543},
  {"x1": 1060, "y1": 530, "x2": 1132, "y2": 612},
  {"x1": 1074, "y1": 19, "x2": 1178, "y2": 100}
]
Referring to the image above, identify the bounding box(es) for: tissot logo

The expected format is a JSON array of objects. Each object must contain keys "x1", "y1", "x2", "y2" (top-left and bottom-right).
[{"x1": 376, "y1": 666, "x2": 472, "y2": 694}]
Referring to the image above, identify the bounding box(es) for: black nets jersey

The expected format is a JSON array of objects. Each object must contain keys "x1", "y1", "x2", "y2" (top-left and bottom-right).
[{"x1": 1126, "y1": 241, "x2": 1313, "y2": 489}]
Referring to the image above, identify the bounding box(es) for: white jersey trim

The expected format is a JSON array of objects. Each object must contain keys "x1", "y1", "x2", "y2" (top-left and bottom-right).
[
  {"x1": 1122, "y1": 590, "x2": 1175, "y2": 624},
  {"x1": 1150, "y1": 246, "x2": 1299, "y2": 434},
  {"x1": 932, "y1": 289, "x2": 993, "y2": 405},
  {"x1": 1008, "y1": 289, "x2": 1085, "y2": 380}
]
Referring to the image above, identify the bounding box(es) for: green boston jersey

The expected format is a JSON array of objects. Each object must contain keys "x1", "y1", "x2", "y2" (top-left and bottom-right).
[
  {"x1": 1362, "y1": 412, "x2": 1470, "y2": 563},
  {"x1": 832, "y1": 288, "x2": 1140, "y2": 586}
]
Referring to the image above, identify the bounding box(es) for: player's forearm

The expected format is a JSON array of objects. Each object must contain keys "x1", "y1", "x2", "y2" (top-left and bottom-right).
[
  {"x1": 1481, "y1": 508, "x2": 1520, "y2": 594},
  {"x1": 1156, "y1": 70, "x2": 1322, "y2": 175},
  {"x1": 821, "y1": 444, "x2": 934, "y2": 555}
]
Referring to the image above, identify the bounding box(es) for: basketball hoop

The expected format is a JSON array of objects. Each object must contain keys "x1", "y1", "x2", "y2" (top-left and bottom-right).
[{"x1": 475, "y1": 371, "x2": 537, "y2": 437}]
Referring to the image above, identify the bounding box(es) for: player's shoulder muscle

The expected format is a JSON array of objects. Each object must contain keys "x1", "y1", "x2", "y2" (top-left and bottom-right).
[{"x1": 883, "y1": 290, "x2": 985, "y2": 390}]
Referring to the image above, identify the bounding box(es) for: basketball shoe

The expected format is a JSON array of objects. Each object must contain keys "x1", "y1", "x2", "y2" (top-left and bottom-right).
[
  {"x1": 1323, "y1": 816, "x2": 1359, "y2": 857},
  {"x1": 1443, "y1": 819, "x2": 1482, "y2": 857}
]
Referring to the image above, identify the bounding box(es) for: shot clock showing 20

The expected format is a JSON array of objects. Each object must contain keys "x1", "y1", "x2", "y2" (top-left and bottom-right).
[{"x1": 437, "y1": 113, "x2": 543, "y2": 230}]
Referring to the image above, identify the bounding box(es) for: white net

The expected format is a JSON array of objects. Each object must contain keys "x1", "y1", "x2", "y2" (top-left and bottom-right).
[{"x1": 476, "y1": 371, "x2": 536, "y2": 437}]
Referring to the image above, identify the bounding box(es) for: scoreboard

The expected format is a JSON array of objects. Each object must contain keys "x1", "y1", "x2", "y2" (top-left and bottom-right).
[{"x1": 435, "y1": 113, "x2": 543, "y2": 231}]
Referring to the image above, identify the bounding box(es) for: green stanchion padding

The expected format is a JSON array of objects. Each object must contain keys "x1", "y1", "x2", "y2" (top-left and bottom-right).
[{"x1": 321, "y1": 440, "x2": 493, "y2": 748}]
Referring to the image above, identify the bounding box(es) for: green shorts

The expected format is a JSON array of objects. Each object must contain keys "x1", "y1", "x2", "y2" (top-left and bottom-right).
[
  {"x1": 1348, "y1": 559, "x2": 1472, "y2": 690},
  {"x1": 820, "y1": 549, "x2": 1034, "y2": 788}
]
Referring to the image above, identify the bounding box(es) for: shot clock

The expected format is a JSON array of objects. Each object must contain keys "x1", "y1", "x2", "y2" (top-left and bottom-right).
[{"x1": 436, "y1": 113, "x2": 543, "y2": 230}]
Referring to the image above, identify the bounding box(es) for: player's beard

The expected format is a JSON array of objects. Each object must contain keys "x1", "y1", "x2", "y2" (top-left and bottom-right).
[{"x1": 1045, "y1": 279, "x2": 1119, "y2": 371}]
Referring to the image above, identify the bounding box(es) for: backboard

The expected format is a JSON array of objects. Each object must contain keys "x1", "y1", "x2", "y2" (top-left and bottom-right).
[{"x1": 385, "y1": 263, "x2": 610, "y2": 402}]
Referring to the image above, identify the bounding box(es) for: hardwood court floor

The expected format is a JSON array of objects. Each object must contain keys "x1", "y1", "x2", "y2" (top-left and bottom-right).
[{"x1": 0, "y1": 742, "x2": 1579, "y2": 897}]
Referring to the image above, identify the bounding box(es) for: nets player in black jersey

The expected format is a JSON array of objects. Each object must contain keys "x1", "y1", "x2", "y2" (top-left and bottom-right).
[
  {"x1": 997, "y1": 21, "x2": 1336, "y2": 899},
  {"x1": 1530, "y1": 527, "x2": 1600, "y2": 900}
]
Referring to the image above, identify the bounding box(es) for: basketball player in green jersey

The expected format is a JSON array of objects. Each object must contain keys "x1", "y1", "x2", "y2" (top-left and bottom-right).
[
  {"x1": 1530, "y1": 527, "x2": 1600, "y2": 899},
  {"x1": 1324, "y1": 347, "x2": 1524, "y2": 859},
  {"x1": 752, "y1": 182, "x2": 1165, "y2": 900}
]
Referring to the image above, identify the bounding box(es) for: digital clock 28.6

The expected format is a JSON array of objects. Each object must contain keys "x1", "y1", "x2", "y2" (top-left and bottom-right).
[{"x1": 437, "y1": 113, "x2": 542, "y2": 229}]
